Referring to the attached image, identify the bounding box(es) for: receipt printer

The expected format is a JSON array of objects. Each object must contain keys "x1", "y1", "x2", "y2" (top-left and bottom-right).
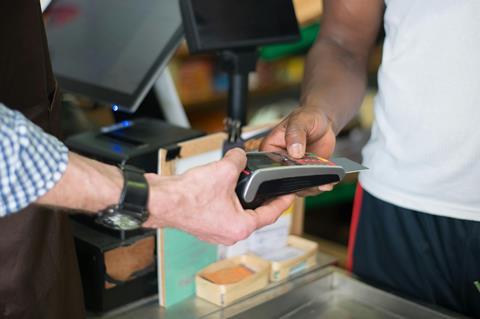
[{"x1": 66, "y1": 118, "x2": 203, "y2": 173}]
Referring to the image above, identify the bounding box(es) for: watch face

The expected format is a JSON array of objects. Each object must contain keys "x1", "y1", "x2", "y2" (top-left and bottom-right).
[{"x1": 96, "y1": 207, "x2": 146, "y2": 231}]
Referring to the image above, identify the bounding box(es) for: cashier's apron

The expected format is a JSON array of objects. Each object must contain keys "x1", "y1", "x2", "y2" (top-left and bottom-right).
[{"x1": 0, "y1": 0, "x2": 85, "y2": 318}]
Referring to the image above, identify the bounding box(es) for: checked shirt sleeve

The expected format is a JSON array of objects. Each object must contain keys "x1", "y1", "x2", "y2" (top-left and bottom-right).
[{"x1": 0, "y1": 103, "x2": 69, "y2": 216}]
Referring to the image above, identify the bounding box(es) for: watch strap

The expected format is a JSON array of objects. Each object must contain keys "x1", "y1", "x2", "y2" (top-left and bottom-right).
[
  {"x1": 95, "y1": 165, "x2": 149, "y2": 231},
  {"x1": 119, "y1": 165, "x2": 149, "y2": 210}
]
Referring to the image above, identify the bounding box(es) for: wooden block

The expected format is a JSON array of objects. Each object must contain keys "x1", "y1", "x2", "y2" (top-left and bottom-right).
[
  {"x1": 268, "y1": 235, "x2": 318, "y2": 282},
  {"x1": 177, "y1": 132, "x2": 226, "y2": 158},
  {"x1": 303, "y1": 234, "x2": 347, "y2": 268},
  {"x1": 291, "y1": 197, "x2": 305, "y2": 236}
]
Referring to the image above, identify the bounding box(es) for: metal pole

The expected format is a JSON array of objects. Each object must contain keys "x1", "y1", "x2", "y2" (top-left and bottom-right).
[{"x1": 228, "y1": 72, "x2": 248, "y2": 126}]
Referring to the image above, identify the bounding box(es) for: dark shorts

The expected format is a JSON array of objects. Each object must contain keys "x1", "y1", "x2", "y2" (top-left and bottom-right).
[{"x1": 347, "y1": 184, "x2": 480, "y2": 318}]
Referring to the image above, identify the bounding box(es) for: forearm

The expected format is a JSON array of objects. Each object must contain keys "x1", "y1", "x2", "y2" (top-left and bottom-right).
[
  {"x1": 36, "y1": 152, "x2": 182, "y2": 227},
  {"x1": 36, "y1": 152, "x2": 123, "y2": 212},
  {"x1": 300, "y1": 37, "x2": 370, "y2": 134},
  {"x1": 299, "y1": 0, "x2": 384, "y2": 135}
]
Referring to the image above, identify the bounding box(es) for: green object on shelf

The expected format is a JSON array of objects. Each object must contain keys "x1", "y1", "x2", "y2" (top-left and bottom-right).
[
  {"x1": 474, "y1": 281, "x2": 480, "y2": 293},
  {"x1": 305, "y1": 182, "x2": 357, "y2": 210},
  {"x1": 260, "y1": 23, "x2": 320, "y2": 61}
]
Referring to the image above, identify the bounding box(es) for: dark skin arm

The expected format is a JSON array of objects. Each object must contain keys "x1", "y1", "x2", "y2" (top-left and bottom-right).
[{"x1": 261, "y1": 0, "x2": 384, "y2": 169}]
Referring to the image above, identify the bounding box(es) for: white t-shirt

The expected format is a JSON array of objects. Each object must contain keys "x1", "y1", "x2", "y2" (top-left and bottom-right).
[{"x1": 360, "y1": 0, "x2": 480, "y2": 221}]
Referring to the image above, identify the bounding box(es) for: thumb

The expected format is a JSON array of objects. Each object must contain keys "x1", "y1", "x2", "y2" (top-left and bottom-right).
[
  {"x1": 251, "y1": 194, "x2": 295, "y2": 229},
  {"x1": 222, "y1": 147, "x2": 247, "y2": 176},
  {"x1": 285, "y1": 117, "x2": 308, "y2": 158}
]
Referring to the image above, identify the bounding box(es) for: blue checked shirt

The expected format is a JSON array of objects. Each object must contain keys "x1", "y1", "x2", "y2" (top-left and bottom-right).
[{"x1": 0, "y1": 103, "x2": 68, "y2": 216}]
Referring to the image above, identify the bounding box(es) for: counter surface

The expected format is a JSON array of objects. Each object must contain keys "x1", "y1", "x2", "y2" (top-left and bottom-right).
[
  {"x1": 88, "y1": 252, "x2": 336, "y2": 319},
  {"x1": 88, "y1": 252, "x2": 463, "y2": 319}
]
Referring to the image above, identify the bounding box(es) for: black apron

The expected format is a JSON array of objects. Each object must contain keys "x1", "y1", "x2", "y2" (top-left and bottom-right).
[{"x1": 0, "y1": 0, "x2": 85, "y2": 318}]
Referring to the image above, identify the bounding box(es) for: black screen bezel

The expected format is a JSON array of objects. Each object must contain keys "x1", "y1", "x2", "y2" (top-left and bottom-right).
[{"x1": 179, "y1": 0, "x2": 301, "y2": 54}]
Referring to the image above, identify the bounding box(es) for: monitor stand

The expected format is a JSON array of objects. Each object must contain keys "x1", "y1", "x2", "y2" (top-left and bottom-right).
[
  {"x1": 113, "y1": 67, "x2": 191, "y2": 129},
  {"x1": 153, "y1": 68, "x2": 191, "y2": 128}
]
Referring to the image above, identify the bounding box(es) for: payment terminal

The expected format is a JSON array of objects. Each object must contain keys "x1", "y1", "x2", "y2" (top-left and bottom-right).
[{"x1": 236, "y1": 152, "x2": 366, "y2": 209}]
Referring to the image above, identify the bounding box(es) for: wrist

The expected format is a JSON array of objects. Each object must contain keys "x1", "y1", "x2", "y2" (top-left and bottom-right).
[
  {"x1": 96, "y1": 165, "x2": 151, "y2": 230},
  {"x1": 143, "y1": 174, "x2": 184, "y2": 229},
  {"x1": 84, "y1": 159, "x2": 123, "y2": 211},
  {"x1": 35, "y1": 152, "x2": 124, "y2": 212},
  {"x1": 299, "y1": 103, "x2": 339, "y2": 136},
  {"x1": 91, "y1": 163, "x2": 123, "y2": 211},
  {"x1": 101, "y1": 165, "x2": 124, "y2": 209},
  {"x1": 68, "y1": 153, "x2": 123, "y2": 212}
]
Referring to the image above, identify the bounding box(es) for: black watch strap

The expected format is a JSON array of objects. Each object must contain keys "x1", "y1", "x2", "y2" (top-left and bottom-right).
[
  {"x1": 96, "y1": 165, "x2": 149, "y2": 231},
  {"x1": 120, "y1": 165, "x2": 149, "y2": 210}
]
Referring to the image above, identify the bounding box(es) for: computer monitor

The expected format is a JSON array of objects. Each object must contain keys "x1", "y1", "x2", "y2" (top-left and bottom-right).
[
  {"x1": 45, "y1": 0, "x2": 182, "y2": 113},
  {"x1": 179, "y1": 0, "x2": 300, "y2": 54}
]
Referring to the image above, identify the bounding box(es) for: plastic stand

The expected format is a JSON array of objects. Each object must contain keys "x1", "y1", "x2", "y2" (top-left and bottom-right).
[{"x1": 153, "y1": 67, "x2": 191, "y2": 128}]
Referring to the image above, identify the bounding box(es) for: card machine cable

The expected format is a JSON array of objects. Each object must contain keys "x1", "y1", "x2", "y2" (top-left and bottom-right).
[{"x1": 236, "y1": 152, "x2": 367, "y2": 209}]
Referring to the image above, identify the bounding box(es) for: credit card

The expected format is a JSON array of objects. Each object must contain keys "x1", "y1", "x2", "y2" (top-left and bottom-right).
[{"x1": 331, "y1": 157, "x2": 367, "y2": 174}]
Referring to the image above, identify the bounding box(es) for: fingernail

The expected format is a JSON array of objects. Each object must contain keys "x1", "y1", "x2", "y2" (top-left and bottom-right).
[
  {"x1": 318, "y1": 184, "x2": 333, "y2": 192},
  {"x1": 288, "y1": 143, "x2": 303, "y2": 158}
]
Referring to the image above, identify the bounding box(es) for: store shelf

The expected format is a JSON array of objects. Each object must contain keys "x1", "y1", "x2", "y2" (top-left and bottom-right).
[
  {"x1": 260, "y1": 23, "x2": 320, "y2": 61},
  {"x1": 183, "y1": 82, "x2": 300, "y2": 110}
]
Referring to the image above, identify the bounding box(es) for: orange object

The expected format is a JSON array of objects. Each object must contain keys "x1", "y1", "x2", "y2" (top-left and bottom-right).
[
  {"x1": 202, "y1": 265, "x2": 254, "y2": 285},
  {"x1": 104, "y1": 236, "x2": 155, "y2": 289}
]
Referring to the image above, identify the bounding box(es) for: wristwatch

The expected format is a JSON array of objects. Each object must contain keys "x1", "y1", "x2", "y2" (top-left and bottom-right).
[{"x1": 96, "y1": 165, "x2": 149, "y2": 231}]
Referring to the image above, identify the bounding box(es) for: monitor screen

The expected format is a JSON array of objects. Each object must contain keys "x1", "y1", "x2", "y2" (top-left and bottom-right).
[
  {"x1": 45, "y1": 0, "x2": 182, "y2": 112},
  {"x1": 180, "y1": 0, "x2": 300, "y2": 53}
]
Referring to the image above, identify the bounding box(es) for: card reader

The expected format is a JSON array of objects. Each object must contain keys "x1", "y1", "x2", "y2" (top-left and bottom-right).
[{"x1": 236, "y1": 152, "x2": 367, "y2": 209}]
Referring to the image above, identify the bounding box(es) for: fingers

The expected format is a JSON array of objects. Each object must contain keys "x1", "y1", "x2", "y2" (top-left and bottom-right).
[
  {"x1": 250, "y1": 194, "x2": 295, "y2": 229},
  {"x1": 284, "y1": 109, "x2": 323, "y2": 158},
  {"x1": 259, "y1": 123, "x2": 288, "y2": 152},
  {"x1": 318, "y1": 183, "x2": 335, "y2": 192},
  {"x1": 262, "y1": 108, "x2": 335, "y2": 159},
  {"x1": 296, "y1": 188, "x2": 323, "y2": 197},
  {"x1": 296, "y1": 182, "x2": 337, "y2": 197}
]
